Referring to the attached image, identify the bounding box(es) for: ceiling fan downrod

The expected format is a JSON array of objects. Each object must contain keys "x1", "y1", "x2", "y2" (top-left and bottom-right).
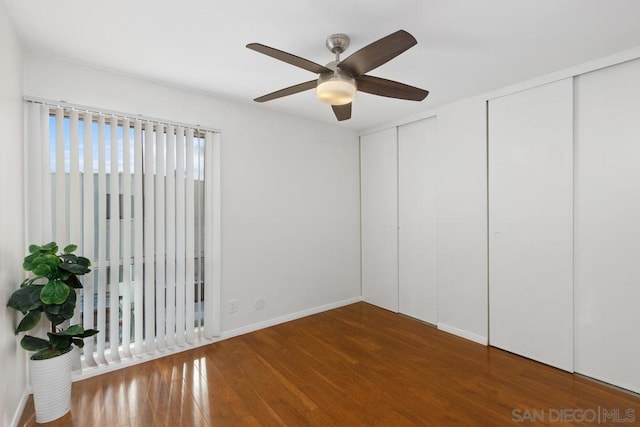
[{"x1": 326, "y1": 33, "x2": 350, "y2": 61}]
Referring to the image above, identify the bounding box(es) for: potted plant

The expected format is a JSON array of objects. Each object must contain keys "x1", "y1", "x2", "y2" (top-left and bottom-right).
[{"x1": 6, "y1": 242, "x2": 98, "y2": 423}]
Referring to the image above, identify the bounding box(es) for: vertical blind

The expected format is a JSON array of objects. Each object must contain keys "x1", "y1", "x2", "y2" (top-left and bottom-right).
[{"x1": 24, "y1": 100, "x2": 221, "y2": 370}]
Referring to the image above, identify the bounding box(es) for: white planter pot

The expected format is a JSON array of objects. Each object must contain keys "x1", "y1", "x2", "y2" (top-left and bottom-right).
[{"x1": 30, "y1": 349, "x2": 73, "y2": 423}]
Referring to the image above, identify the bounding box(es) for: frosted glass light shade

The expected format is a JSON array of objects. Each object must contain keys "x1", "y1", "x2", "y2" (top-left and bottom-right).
[{"x1": 317, "y1": 73, "x2": 356, "y2": 105}]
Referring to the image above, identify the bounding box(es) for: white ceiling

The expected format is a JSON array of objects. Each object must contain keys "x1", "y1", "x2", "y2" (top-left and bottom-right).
[{"x1": 6, "y1": 0, "x2": 640, "y2": 130}]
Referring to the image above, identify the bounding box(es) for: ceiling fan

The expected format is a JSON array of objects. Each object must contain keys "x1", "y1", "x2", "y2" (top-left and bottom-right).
[{"x1": 246, "y1": 30, "x2": 429, "y2": 121}]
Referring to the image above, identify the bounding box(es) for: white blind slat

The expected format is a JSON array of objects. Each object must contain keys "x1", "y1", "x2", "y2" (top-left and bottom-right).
[
  {"x1": 81, "y1": 111, "x2": 96, "y2": 366},
  {"x1": 143, "y1": 121, "x2": 156, "y2": 354},
  {"x1": 54, "y1": 108, "x2": 65, "y2": 243},
  {"x1": 40, "y1": 106, "x2": 52, "y2": 240},
  {"x1": 185, "y1": 129, "x2": 195, "y2": 344},
  {"x1": 165, "y1": 126, "x2": 176, "y2": 348},
  {"x1": 211, "y1": 132, "x2": 222, "y2": 337},
  {"x1": 175, "y1": 127, "x2": 186, "y2": 346},
  {"x1": 96, "y1": 115, "x2": 108, "y2": 363},
  {"x1": 203, "y1": 133, "x2": 214, "y2": 338},
  {"x1": 121, "y1": 118, "x2": 132, "y2": 358},
  {"x1": 194, "y1": 135, "x2": 203, "y2": 339},
  {"x1": 26, "y1": 104, "x2": 44, "y2": 247},
  {"x1": 108, "y1": 116, "x2": 121, "y2": 362},
  {"x1": 68, "y1": 110, "x2": 80, "y2": 240},
  {"x1": 68, "y1": 111, "x2": 81, "y2": 327},
  {"x1": 155, "y1": 126, "x2": 166, "y2": 350},
  {"x1": 133, "y1": 120, "x2": 144, "y2": 356}
]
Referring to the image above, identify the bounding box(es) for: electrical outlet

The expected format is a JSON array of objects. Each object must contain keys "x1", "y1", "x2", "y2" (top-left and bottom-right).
[
  {"x1": 229, "y1": 299, "x2": 238, "y2": 313},
  {"x1": 255, "y1": 297, "x2": 266, "y2": 311}
]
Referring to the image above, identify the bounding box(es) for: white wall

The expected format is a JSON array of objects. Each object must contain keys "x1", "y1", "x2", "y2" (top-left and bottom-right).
[
  {"x1": 23, "y1": 53, "x2": 361, "y2": 333},
  {"x1": 436, "y1": 99, "x2": 488, "y2": 344},
  {"x1": 0, "y1": 1, "x2": 27, "y2": 424}
]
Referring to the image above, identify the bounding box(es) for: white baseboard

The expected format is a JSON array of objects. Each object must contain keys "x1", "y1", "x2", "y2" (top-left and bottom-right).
[
  {"x1": 221, "y1": 296, "x2": 363, "y2": 340},
  {"x1": 10, "y1": 387, "x2": 30, "y2": 427},
  {"x1": 437, "y1": 322, "x2": 488, "y2": 345}
]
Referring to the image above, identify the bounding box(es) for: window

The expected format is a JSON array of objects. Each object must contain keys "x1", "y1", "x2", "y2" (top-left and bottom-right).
[{"x1": 25, "y1": 101, "x2": 221, "y2": 369}]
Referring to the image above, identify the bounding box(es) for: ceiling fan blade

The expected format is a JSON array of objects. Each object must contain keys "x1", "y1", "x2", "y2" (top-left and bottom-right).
[
  {"x1": 356, "y1": 75, "x2": 428, "y2": 101},
  {"x1": 254, "y1": 80, "x2": 317, "y2": 103},
  {"x1": 247, "y1": 43, "x2": 332, "y2": 74},
  {"x1": 332, "y1": 103, "x2": 352, "y2": 121},
  {"x1": 337, "y1": 30, "x2": 417, "y2": 77}
]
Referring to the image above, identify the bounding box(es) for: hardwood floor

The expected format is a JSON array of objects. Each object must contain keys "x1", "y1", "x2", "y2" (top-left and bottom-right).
[{"x1": 18, "y1": 302, "x2": 639, "y2": 426}]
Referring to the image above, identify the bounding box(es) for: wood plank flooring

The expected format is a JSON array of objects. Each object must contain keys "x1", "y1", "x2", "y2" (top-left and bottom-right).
[{"x1": 18, "y1": 302, "x2": 640, "y2": 426}]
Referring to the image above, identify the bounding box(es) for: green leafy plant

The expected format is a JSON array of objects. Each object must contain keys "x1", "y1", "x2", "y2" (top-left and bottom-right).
[{"x1": 6, "y1": 242, "x2": 99, "y2": 360}]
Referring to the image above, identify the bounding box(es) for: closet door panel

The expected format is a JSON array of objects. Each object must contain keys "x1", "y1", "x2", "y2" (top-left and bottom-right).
[
  {"x1": 398, "y1": 117, "x2": 438, "y2": 324},
  {"x1": 488, "y1": 78, "x2": 574, "y2": 371},
  {"x1": 436, "y1": 99, "x2": 488, "y2": 343},
  {"x1": 361, "y1": 129, "x2": 398, "y2": 312},
  {"x1": 574, "y1": 59, "x2": 640, "y2": 393}
]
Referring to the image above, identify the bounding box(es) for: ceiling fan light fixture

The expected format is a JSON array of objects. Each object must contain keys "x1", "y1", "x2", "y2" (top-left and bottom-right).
[{"x1": 316, "y1": 72, "x2": 356, "y2": 106}]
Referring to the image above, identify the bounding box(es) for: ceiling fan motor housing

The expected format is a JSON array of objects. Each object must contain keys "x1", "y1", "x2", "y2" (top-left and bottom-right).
[{"x1": 326, "y1": 33, "x2": 350, "y2": 55}]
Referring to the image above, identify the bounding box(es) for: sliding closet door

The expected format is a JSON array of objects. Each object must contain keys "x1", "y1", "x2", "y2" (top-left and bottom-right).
[
  {"x1": 574, "y1": 59, "x2": 640, "y2": 393},
  {"x1": 398, "y1": 118, "x2": 437, "y2": 324},
  {"x1": 488, "y1": 79, "x2": 573, "y2": 371},
  {"x1": 361, "y1": 129, "x2": 398, "y2": 312}
]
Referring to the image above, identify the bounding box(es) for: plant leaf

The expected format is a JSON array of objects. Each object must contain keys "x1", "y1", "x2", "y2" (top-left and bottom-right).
[
  {"x1": 59, "y1": 263, "x2": 90, "y2": 275},
  {"x1": 53, "y1": 325, "x2": 99, "y2": 339},
  {"x1": 43, "y1": 254, "x2": 60, "y2": 269},
  {"x1": 63, "y1": 274, "x2": 83, "y2": 289},
  {"x1": 32, "y1": 263, "x2": 52, "y2": 277},
  {"x1": 20, "y1": 335, "x2": 50, "y2": 351},
  {"x1": 45, "y1": 311, "x2": 67, "y2": 326},
  {"x1": 47, "y1": 304, "x2": 62, "y2": 315},
  {"x1": 59, "y1": 324, "x2": 84, "y2": 336},
  {"x1": 79, "y1": 328, "x2": 99, "y2": 338},
  {"x1": 76, "y1": 257, "x2": 91, "y2": 267},
  {"x1": 7, "y1": 285, "x2": 43, "y2": 313},
  {"x1": 63, "y1": 244, "x2": 77, "y2": 254},
  {"x1": 30, "y1": 254, "x2": 45, "y2": 267},
  {"x1": 41, "y1": 242, "x2": 58, "y2": 253},
  {"x1": 40, "y1": 279, "x2": 70, "y2": 305},
  {"x1": 42, "y1": 290, "x2": 74, "y2": 325},
  {"x1": 28, "y1": 244, "x2": 40, "y2": 254},
  {"x1": 31, "y1": 347, "x2": 72, "y2": 360},
  {"x1": 58, "y1": 292, "x2": 77, "y2": 319},
  {"x1": 47, "y1": 332, "x2": 74, "y2": 354},
  {"x1": 16, "y1": 310, "x2": 41, "y2": 333},
  {"x1": 28, "y1": 285, "x2": 45, "y2": 307},
  {"x1": 23, "y1": 252, "x2": 38, "y2": 271}
]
